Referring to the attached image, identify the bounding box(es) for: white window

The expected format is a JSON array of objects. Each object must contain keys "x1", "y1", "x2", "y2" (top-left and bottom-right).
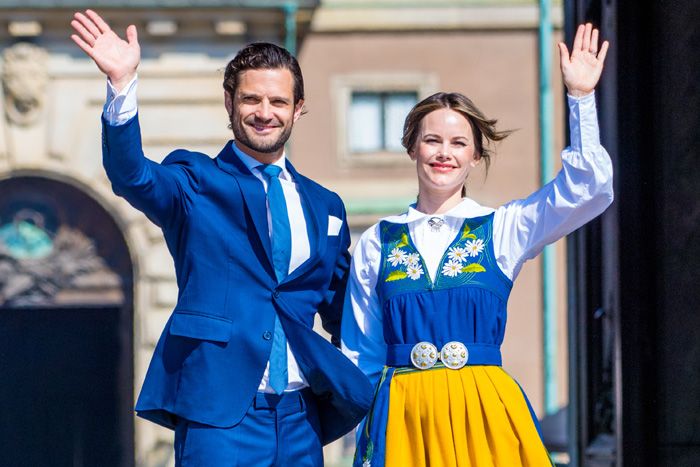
[
  {"x1": 332, "y1": 72, "x2": 438, "y2": 167},
  {"x1": 348, "y1": 91, "x2": 418, "y2": 154}
]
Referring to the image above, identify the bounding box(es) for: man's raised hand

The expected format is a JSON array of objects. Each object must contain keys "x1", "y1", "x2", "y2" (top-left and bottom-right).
[
  {"x1": 70, "y1": 9, "x2": 140, "y2": 92},
  {"x1": 558, "y1": 23, "x2": 609, "y2": 97}
]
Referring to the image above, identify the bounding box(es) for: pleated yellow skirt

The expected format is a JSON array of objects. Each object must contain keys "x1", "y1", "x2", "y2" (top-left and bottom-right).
[{"x1": 384, "y1": 365, "x2": 552, "y2": 467}]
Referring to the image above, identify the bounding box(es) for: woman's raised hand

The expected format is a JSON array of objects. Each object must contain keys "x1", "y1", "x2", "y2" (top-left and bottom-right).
[
  {"x1": 558, "y1": 23, "x2": 609, "y2": 97},
  {"x1": 70, "y1": 9, "x2": 140, "y2": 92}
]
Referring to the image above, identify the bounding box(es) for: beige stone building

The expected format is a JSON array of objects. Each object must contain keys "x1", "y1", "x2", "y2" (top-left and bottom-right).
[{"x1": 0, "y1": 1, "x2": 566, "y2": 465}]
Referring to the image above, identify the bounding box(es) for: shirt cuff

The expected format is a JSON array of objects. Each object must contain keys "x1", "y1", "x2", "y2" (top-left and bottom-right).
[
  {"x1": 567, "y1": 91, "x2": 600, "y2": 153},
  {"x1": 103, "y1": 74, "x2": 138, "y2": 126}
]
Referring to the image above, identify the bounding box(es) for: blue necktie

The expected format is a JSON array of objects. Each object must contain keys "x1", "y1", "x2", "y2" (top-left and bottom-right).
[{"x1": 260, "y1": 164, "x2": 290, "y2": 394}]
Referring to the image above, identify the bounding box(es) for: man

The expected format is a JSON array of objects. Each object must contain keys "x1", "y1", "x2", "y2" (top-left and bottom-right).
[{"x1": 71, "y1": 9, "x2": 372, "y2": 466}]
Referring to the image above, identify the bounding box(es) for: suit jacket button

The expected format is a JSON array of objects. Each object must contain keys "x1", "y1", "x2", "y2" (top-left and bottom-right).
[
  {"x1": 263, "y1": 331, "x2": 272, "y2": 340},
  {"x1": 273, "y1": 290, "x2": 280, "y2": 298}
]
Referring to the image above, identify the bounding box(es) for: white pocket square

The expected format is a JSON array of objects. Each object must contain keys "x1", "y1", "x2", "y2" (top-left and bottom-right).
[{"x1": 327, "y1": 215, "x2": 343, "y2": 236}]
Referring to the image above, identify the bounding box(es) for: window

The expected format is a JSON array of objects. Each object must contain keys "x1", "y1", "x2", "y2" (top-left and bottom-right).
[
  {"x1": 348, "y1": 91, "x2": 418, "y2": 154},
  {"x1": 332, "y1": 72, "x2": 438, "y2": 167}
]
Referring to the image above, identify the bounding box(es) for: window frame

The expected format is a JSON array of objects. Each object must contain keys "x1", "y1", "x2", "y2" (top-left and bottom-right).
[{"x1": 332, "y1": 72, "x2": 438, "y2": 167}]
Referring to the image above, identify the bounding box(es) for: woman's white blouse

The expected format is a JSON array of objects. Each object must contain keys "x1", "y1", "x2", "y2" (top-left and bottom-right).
[{"x1": 340, "y1": 92, "x2": 614, "y2": 384}]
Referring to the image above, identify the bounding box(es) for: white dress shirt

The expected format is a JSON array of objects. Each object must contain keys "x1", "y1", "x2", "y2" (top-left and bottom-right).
[
  {"x1": 340, "y1": 92, "x2": 615, "y2": 384},
  {"x1": 103, "y1": 77, "x2": 312, "y2": 392}
]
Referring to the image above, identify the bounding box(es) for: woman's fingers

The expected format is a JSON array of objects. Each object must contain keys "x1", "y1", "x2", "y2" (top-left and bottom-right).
[
  {"x1": 582, "y1": 23, "x2": 593, "y2": 51},
  {"x1": 558, "y1": 42, "x2": 570, "y2": 68},
  {"x1": 572, "y1": 24, "x2": 585, "y2": 53},
  {"x1": 590, "y1": 29, "x2": 599, "y2": 54},
  {"x1": 597, "y1": 40, "x2": 610, "y2": 65}
]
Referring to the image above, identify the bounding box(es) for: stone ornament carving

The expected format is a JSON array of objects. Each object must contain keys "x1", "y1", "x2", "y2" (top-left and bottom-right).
[
  {"x1": 2, "y1": 42, "x2": 49, "y2": 126},
  {"x1": 0, "y1": 222, "x2": 123, "y2": 307}
]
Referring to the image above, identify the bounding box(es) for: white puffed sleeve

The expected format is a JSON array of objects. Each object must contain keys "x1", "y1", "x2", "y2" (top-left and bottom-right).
[
  {"x1": 493, "y1": 92, "x2": 614, "y2": 280},
  {"x1": 341, "y1": 223, "x2": 387, "y2": 386}
]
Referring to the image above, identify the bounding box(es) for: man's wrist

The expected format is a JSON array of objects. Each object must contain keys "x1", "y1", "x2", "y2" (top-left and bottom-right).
[{"x1": 108, "y1": 71, "x2": 137, "y2": 94}]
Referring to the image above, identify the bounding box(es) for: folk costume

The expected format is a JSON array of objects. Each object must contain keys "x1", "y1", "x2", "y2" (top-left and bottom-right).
[{"x1": 341, "y1": 93, "x2": 613, "y2": 467}]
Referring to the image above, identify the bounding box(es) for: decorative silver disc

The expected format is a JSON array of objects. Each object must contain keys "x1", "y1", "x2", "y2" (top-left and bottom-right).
[
  {"x1": 440, "y1": 341, "x2": 469, "y2": 369},
  {"x1": 410, "y1": 341, "x2": 438, "y2": 370}
]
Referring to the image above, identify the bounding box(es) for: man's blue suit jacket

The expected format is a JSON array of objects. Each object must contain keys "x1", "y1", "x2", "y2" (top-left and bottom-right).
[{"x1": 102, "y1": 115, "x2": 372, "y2": 444}]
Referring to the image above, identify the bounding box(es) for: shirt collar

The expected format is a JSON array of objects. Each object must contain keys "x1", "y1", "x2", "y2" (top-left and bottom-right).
[
  {"x1": 398, "y1": 198, "x2": 494, "y2": 224},
  {"x1": 230, "y1": 141, "x2": 289, "y2": 179}
]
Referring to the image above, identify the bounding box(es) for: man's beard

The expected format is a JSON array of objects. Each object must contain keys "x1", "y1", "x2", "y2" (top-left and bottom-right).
[{"x1": 229, "y1": 113, "x2": 293, "y2": 155}]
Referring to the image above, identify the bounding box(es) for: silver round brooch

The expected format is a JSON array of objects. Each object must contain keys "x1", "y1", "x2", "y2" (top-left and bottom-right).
[
  {"x1": 410, "y1": 341, "x2": 439, "y2": 369},
  {"x1": 440, "y1": 341, "x2": 469, "y2": 369}
]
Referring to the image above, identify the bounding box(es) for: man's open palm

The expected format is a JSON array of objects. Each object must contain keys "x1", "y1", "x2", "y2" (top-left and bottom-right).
[{"x1": 70, "y1": 9, "x2": 140, "y2": 91}]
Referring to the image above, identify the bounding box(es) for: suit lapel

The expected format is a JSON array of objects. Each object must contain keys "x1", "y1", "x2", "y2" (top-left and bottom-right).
[
  {"x1": 283, "y1": 160, "x2": 327, "y2": 284},
  {"x1": 215, "y1": 142, "x2": 273, "y2": 263}
]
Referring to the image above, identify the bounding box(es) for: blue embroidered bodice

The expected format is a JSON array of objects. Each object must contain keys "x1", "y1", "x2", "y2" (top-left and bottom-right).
[{"x1": 375, "y1": 213, "x2": 513, "y2": 348}]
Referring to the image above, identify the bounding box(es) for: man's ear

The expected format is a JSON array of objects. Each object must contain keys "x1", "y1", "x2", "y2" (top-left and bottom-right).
[
  {"x1": 293, "y1": 99, "x2": 305, "y2": 122},
  {"x1": 224, "y1": 91, "x2": 233, "y2": 116}
]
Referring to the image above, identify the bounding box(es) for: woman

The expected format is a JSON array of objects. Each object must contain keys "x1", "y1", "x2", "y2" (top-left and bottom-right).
[{"x1": 341, "y1": 23, "x2": 612, "y2": 467}]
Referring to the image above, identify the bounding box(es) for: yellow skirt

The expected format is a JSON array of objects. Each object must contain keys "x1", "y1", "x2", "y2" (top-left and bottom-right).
[{"x1": 384, "y1": 365, "x2": 552, "y2": 467}]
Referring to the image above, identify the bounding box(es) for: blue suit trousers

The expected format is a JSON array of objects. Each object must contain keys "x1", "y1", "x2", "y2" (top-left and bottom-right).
[{"x1": 174, "y1": 389, "x2": 323, "y2": 466}]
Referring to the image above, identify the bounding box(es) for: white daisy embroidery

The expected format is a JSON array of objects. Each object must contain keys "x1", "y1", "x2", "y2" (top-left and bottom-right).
[
  {"x1": 363, "y1": 460, "x2": 372, "y2": 467},
  {"x1": 465, "y1": 239, "x2": 485, "y2": 257},
  {"x1": 403, "y1": 252, "x2": 420, "y2": 267},
  {"x1": 406, "y1": 263, "x2": 424, "y2": 280},
  {"x1": 388, "y1": 247, "x2": 407, "y2": 267},
  {"x1": 448, "y1": 246, "x2": 468, "y2": 263},
  {"x1": 442, "y1": 260, "x2": 463, "y2": 278}
]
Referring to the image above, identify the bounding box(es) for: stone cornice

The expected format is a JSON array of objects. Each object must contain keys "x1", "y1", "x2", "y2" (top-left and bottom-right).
[
  {"x1": 312, "y1": 3, "x2": 564, "y2": 31},
  {"x1": 0, "y1": 0, "x2": 319, "y2": 9}
]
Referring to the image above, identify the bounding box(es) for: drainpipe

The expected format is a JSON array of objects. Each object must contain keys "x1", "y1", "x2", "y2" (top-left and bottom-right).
[
  {"x1": 283, "y1": 1, "x2": 298, "y2": 56},
  {"x1": 539, "y1": 0, "x2": 558, "y2": 417}
]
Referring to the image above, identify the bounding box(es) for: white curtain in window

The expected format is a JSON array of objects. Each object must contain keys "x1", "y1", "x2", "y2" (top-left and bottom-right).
[
  {"x1": 384, "y1": 94, "x2": 416, "y2": 152},
  {"x1": 349, "y1": 94, "x2": 382, "y2": 153}
]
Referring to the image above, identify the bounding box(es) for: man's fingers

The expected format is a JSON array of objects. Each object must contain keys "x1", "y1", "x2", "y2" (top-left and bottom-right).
[
  {"x1": 126, "y1": 25, "x2": 138, "y2": 45},
  {"x1": 85, "y1": 9, "x2": 111, "y2": 34},
  {"x1": 597, "y1": 41, "x2": 610, "y2": 65},
  {"x1": 70, "y1": 19, "x2": 96, "y2": 46},
  {"x1": 73, "y1": 11, "x2": 102, "y2": 39},
  {"x1": 70, "y1": 34, "x2": 94, "y2": 58}
]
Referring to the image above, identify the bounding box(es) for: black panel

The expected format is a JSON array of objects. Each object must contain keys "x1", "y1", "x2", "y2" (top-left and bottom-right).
[{"x1": 0, "y1": 307, "x2": 127, "y2": 467}]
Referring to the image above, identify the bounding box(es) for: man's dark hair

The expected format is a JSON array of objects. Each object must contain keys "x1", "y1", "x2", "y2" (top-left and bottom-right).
[{"x1": 223, "y1": 42, "x2": 304, "y2": 105}]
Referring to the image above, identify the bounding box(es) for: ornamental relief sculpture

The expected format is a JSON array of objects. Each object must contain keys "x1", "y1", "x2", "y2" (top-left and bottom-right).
[
  {"x1": 2, "y1": 42, "x2": 48, "y2": 126},
  {"x1": 0, "y1": 210, "x2": 123, "y2": 307}
]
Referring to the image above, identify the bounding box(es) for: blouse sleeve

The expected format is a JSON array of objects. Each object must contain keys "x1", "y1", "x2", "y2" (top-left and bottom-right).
[
  {"x1": 341, "y1": 223, "x2": 387, "y2": 386},
  {"x1": 493, "y1": 92, "x2": 614, "y2": 280}
]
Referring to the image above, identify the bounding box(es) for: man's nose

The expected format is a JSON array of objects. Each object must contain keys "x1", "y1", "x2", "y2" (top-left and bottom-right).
[{"x1": 255, "y1": 100, "x2": 273, "y2": 121}]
